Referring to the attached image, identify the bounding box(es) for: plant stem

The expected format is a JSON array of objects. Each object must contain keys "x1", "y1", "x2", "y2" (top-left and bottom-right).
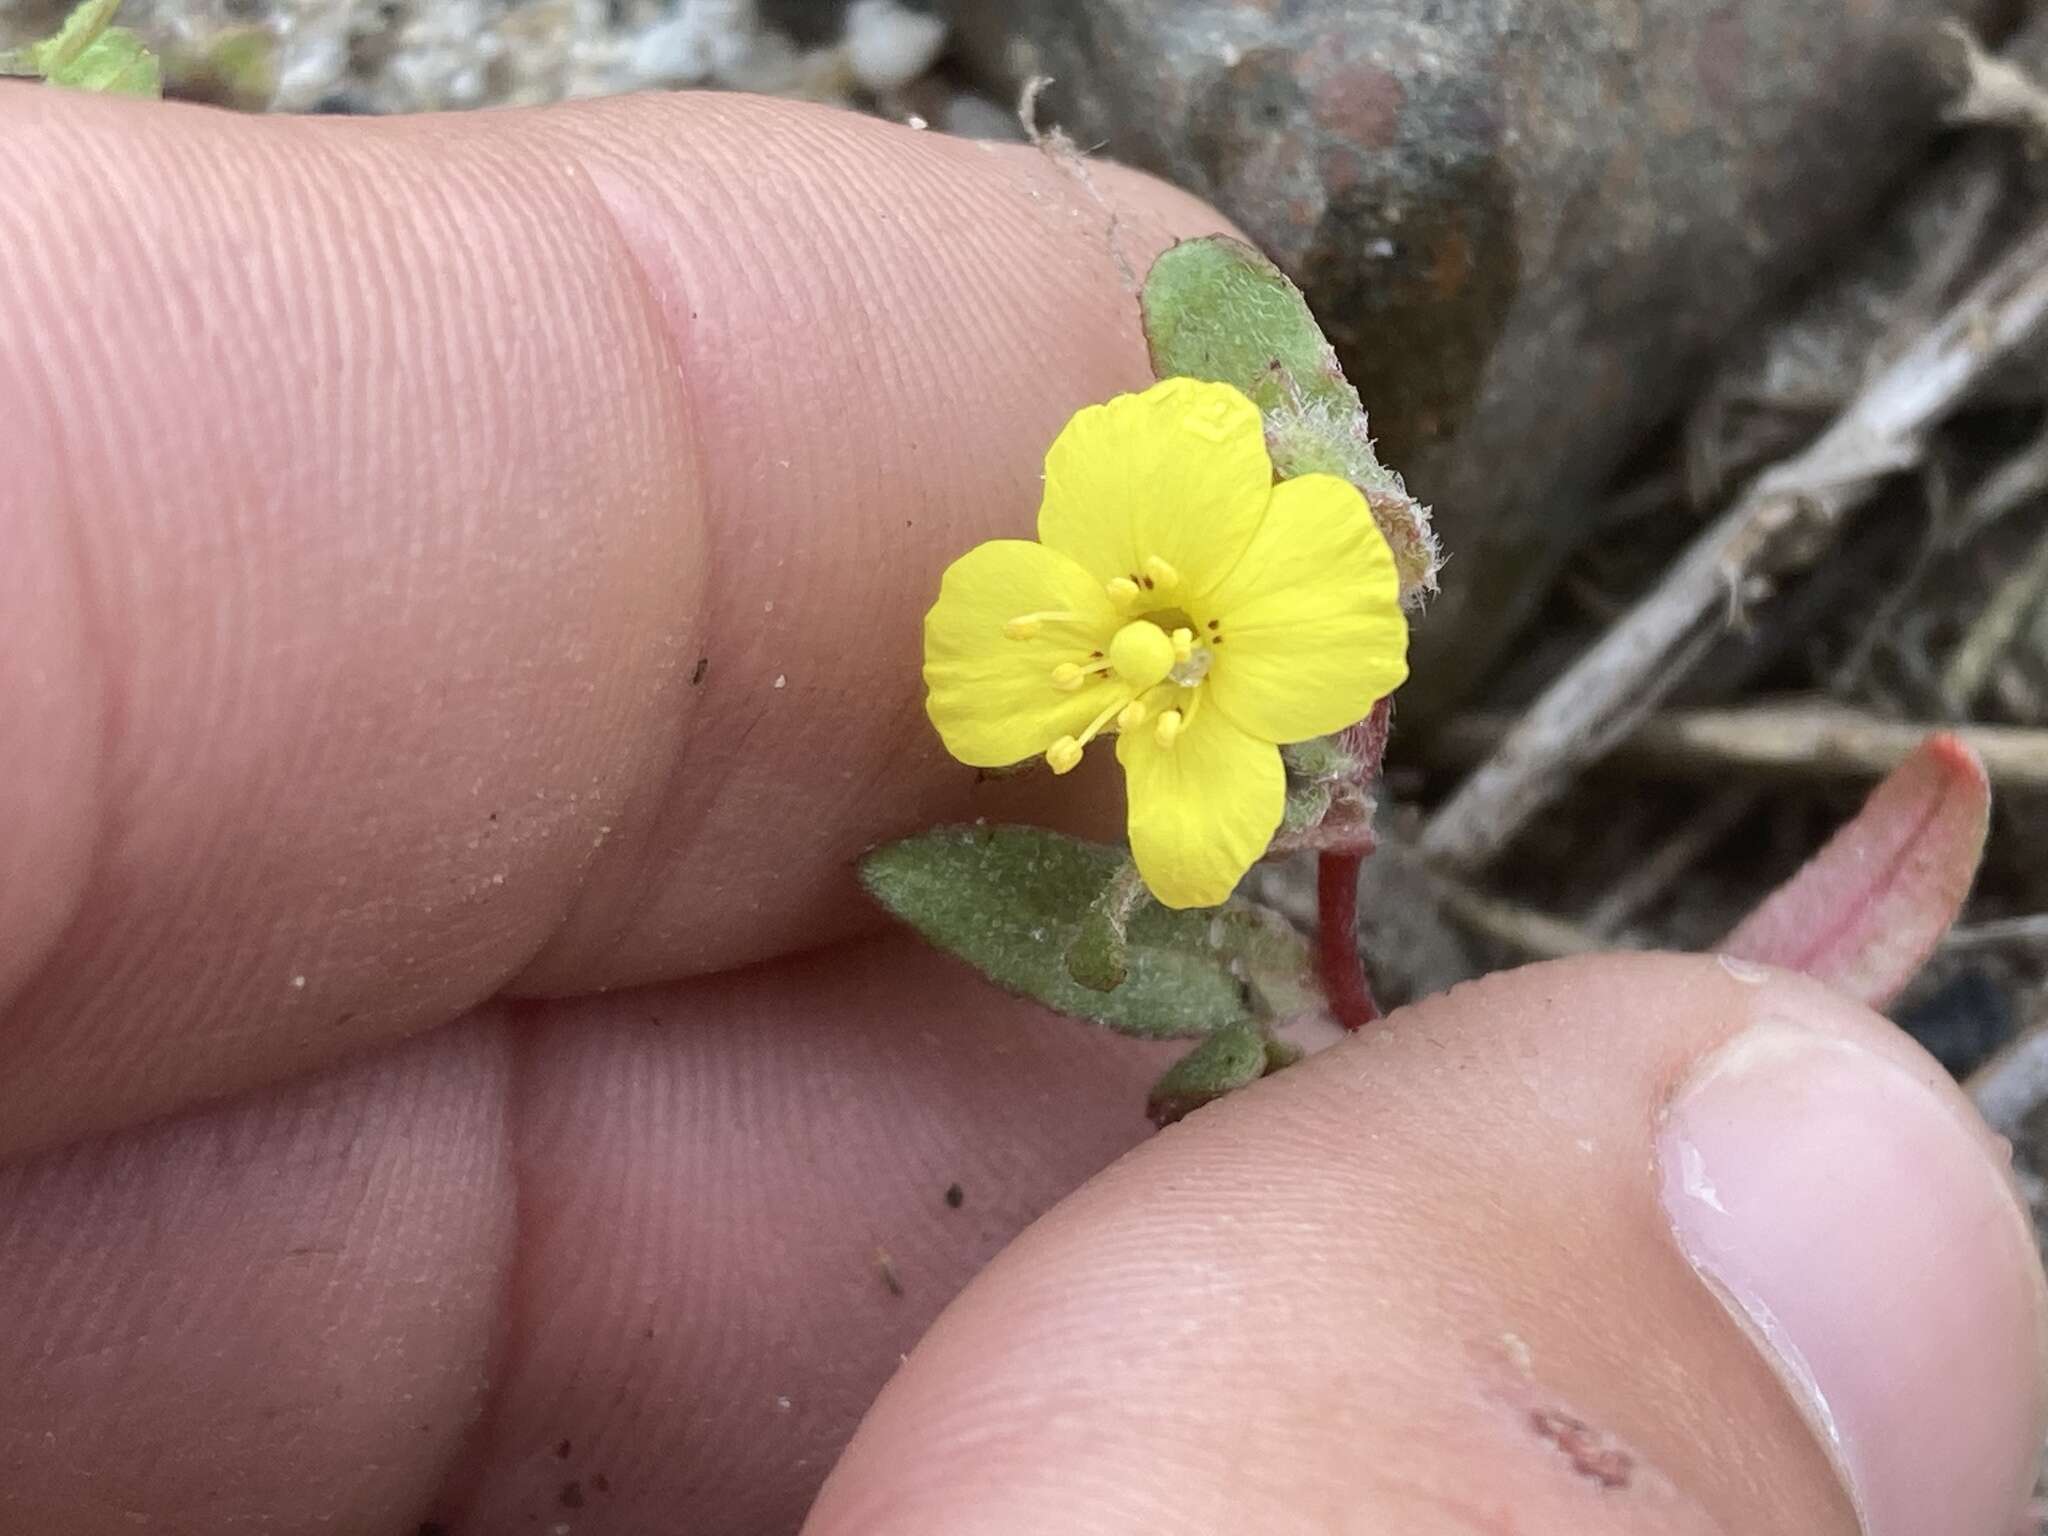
[{"x1": 1316, "y1": 846, "x2": 1380, "y2": 1030}]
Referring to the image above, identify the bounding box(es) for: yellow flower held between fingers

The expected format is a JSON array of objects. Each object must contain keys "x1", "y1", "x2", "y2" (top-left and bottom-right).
[{"x1": 922, "y1": 377, "x2": 1410, "y2": 909}]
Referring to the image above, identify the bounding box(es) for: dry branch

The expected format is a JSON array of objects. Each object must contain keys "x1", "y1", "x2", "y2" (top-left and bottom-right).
[
  {"x1": 1941, "y1": 523, "x2": 2048, "y2": 712},
  {"x1": 1970, "y1": 1020, "x2": 2048, "y2": 1134},
  {"x1": 1584, "y1": 786, "x2": 1759, "y2": 937},
  {"x1": 1419, "y1": 212, "x2": 2048, "y2": 870},
  {"x1": 1369, "y1": 840, "x2": 1598, "y2": 961},
  {"x1": 1943, "y1": 914, "x2": 2048, "y2": 952},
  {"x1": 1432, "y1": 700, "x2": 2048, "y2": 791}
]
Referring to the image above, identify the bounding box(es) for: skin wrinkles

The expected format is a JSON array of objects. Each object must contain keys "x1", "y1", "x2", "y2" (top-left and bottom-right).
[{"x1": 0, "y1": 92, "x2": 1222, "y2": 1160}]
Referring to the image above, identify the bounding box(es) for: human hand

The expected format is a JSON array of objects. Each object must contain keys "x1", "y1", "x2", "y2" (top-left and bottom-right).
[{"x1": 2, "y1": 88, "x2": 2041, "y2": 1535}]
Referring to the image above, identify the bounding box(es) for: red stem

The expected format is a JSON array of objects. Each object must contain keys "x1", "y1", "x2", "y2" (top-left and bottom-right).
[{"x1": 1316, "y1": 846, "x2": 1380, "y2": 1030}]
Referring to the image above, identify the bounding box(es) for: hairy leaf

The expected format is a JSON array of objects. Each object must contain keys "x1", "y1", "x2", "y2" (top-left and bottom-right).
[
  {"x1": 47, "y1": 28, "x2": 159, "y2": 95},
  {"x1": 1142, "y1": 235, "x2": 1357, "y2": 418},
  {"x1": 1147, "y1": 1023, "x2": 1269, "y2": 1127},
  {"x1": 1141, "y1": 235, "x2": 1437, "y2": 598},
  {"x1": 861, "y1": 825, "x2": 1312, "y2": 1038},
  {"x1": 8, "y1": 0, "x2": 162, "y2": 96}
]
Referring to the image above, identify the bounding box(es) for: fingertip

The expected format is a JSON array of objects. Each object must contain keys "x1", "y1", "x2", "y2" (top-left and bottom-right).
[{"x1": 808, "y1": 956, "x2": 2046, "y2": 1536}]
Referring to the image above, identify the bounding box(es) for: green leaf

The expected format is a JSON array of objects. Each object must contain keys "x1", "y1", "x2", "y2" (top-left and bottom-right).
[
  {"x1": 1209, "y1": 904, "x2": 1325, "y2": 1021},
  {"x1": 1146, "y1": 1023, "x2": 1269, "y2": 1127},
  {"x1": 19, "y1": 0, "x2": 162, "y2": 97},
  {"x1": 168, "y1": 24, "x2": 276, "y2": 110},
  {"x1": 1065, "y1": 906, "x2": 1129, "y2": 993},
  {"x1": 48, "y1": 28, "x2": 159, "y2": 95},
  {"x1": 1281, "y1": 780, "x2": 1333, "y2": 835},
  {"x1": 1281, "y1": 736, "x2": 1356, "y2": 783},
  {"x1": 1065, "y1": 856, "x2": 1146, "y2": 993},
  {"x1": 33, "y1": 0, "x2": 122, "y2": 73},
  {"x1": 861, "y1": 825, "x2": 1308, "y2": 1039},
  {"x1": 1142, "y1": 235, "x2": 1358, "y2": 418},
  {"x1": 1141, "y1": 235, "x2": 1438, "y2": 599}
]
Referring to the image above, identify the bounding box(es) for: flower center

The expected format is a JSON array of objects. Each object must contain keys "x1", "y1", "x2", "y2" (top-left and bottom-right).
[
  {"x1": 1107, "y1": 621, "x2": 1175, "y2": 691},
  {"x1": 1004, "y1": 564, "x2": 1231, "y2": 775}
]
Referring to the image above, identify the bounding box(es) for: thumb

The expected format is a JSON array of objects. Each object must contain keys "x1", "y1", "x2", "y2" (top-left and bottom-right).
[{"x1": 808, "y1": 955, "x2": 2047, "y2": 1536}]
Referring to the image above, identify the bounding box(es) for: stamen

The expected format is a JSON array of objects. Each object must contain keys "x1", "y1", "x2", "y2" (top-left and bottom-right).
[
  {"x1": 1105, "y1": 576, "x2": 1141, "y2": 607},
  {"x1": 1004, "y1": 609, "x2": 1078, "y2": 640},
  {"x1": 1117, "y1": 699, "x2": 1148, "y2": 731},
  {"x1": 1154, "y1": 709, "x2": 1184, "y2": 747},
  {"x1": 1075, "y1": 697, "x2": 1125, "y2": 748},
  {"x1": 1045, "y1": 691, "x2": 1134, "y2": 776},
  {"x1": 1170, "y1": 627, "x2": 1195, "y2": 663},
  {"x1": 1144, "y1": 556, "x2": 1181, "y2": 589},
  {"x1": 1051, "y1": 658, "x2": 1112, "y2": 691}
]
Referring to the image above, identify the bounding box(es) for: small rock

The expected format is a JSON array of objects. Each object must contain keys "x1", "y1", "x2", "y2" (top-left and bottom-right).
[
  {"x1": 629, "y1": 0, "x2": 754, "y2": 87},
  {"x1": 844, "y1": 0, "x2": 945, "y2": 93}
]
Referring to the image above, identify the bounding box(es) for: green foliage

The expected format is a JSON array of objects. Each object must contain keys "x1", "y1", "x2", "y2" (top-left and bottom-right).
[
  {"x1": 1064, "y1": 904, "x2": 1130, "y2": 993},
  {"x1": 172, "y1": 25, "x2": 277, "y2": 110},
  {"x1": 861, "y1": 825, "x2": 1311, "y2": 1039},
  {"x1": 1141, "y1": 236, "x2": 1359, "y2": 418},
  {"x1": 2, "y1": 0, "x2": 161, "y2": 97},
  {"x1": 1143, "y1": 235, "x2": 1438, "y2": 599},
  {"x1": 1281, "y1": 736, "x2": 1357, "y2": 783},
  {"x1": 1064, "y1": 856, "x2": 1147, "y2": 993},
  {"x1": 1147, "y1": 1023, "x2": 1268, "y2": 1126}
]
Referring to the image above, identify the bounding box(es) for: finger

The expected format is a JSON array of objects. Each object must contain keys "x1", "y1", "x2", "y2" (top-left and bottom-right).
[
  {"x1": 0, "y1": 937, "x2": 1175, "y2": 1534},
  {"x1": 0, "y1": 90, "x2": 1227, "y2": 1155},
  {"x1": 0, "y1": 1015, "x2": 513, "y2": 1535},
  {"x1": 809, "y1": 956, "x2": 2048, "y2": 1536}
]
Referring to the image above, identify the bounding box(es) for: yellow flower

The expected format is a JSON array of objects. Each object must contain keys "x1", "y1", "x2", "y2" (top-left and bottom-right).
[{"x1": 923, "y1": 377, "x2": 1409, "y2": 909}]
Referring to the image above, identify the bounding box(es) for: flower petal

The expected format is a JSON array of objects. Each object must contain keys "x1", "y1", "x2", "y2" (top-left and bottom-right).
[
  {"x1": 1116, "y1": 707, "x2": 1284, "y2": 909},
  {"x1": 1038, "y1": 377, "x2": 1272, "y2": 593},
  {"x1": 923, "y1": 539, "x2": 1121, "y2": 768},
  {"x1": 1202, "y1": 473, "x2": 1409, "y2": 744}
]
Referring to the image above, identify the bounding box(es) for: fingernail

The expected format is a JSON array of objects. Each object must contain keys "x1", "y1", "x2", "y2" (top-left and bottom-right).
[{"x1": 1659, "y1": 1021, "x2": 2047, "y2": 1536}]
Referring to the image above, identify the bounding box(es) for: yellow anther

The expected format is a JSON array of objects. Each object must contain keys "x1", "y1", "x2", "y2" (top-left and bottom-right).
[
  {"x1": 1108, "y1": 576, "x2": 1143, "y2": 607},
  {"x1": 1108, "y1": 621, "x2": 1176, "y2": 690},
  {"x1": 1004, "y1": 617, "x2": 1041, "y2": 640},
  {"x1": 1154, "y1": 709, "x2": 1184, "y2": 746},
  {"x1": 1171, "y1": 627, "x2": 1195, "y2": 663},
  {"x1": 1117, "y1": 699, "x2": 1148, "y2": 731},
  {"x1": 1050, "y1": 662, "x2": 1086, "y2": 690},
  {"x1": 1144, "y1": 556, "x2": 1181, "y2": 589},
  {"x1": 1046, "y1": 736, "x2": 1084, "y2": 774}
]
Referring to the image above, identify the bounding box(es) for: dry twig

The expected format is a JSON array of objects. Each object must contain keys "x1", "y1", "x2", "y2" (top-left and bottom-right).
[
  {"x1": 1970, "y1": 1019, "x2": 2048, "y2": 1134},
  {"x1": 1372, "y1": 841, "x2": 1598, "y2": 961},
  {"x1": 1432, "y1": 700, "x2": 2048, "y2": 791},
  {"x1": 1941, "y1": 19, "x2": 2048, "y2": 146},
  {"x1": 1942, "y1": 523, "x2": 2048, "y2": 714},
  {"x1": 1943, "y1": 914, "x2": 2048, "y2": 952},
  {"x1": 1583, "y1": 786, "x2": 1759, "y2": 938},
  {"x1": 1420, "y1": 213, "x2": 2048, "y2": 870}
]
